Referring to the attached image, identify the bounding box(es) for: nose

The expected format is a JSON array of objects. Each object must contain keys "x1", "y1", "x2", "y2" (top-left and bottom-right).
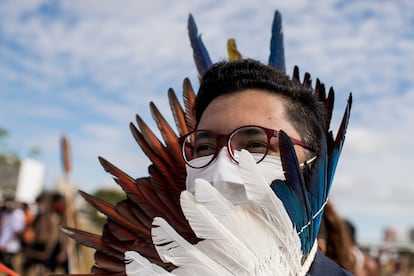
[
  {"x1": 214, "y1": 147, "x2": 236, "y2": 167},
  {"x1": 211, "y1": 147, "x2": 241, "y2": 180},
  {"x1": 216, "y1": 135, "x2": 235, "y2": 158},
  {"x1": 216, "y1": 136, "x2": 227, "y2": 148}
]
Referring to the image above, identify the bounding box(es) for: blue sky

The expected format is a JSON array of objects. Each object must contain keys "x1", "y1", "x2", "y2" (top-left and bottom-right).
[{"x1": 1, "y1": 0, "x2": 413, "y2": 244}]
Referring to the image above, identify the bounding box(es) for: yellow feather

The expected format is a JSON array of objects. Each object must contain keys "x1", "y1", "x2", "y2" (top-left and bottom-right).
[{"x1": 227, "y1": 38, "x2": 242, "y2": 61}]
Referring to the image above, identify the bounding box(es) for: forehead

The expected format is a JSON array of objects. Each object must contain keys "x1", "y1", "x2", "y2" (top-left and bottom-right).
[{"x1": 197, "y1": 89, "x2": 297, "y2": 136}]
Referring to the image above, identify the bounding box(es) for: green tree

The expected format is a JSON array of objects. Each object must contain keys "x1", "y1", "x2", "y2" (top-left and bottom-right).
[
  {"x1": 0, "y1": 128, "x2": 20, "y2": 166},
  {"x1": 0, "y1": 127, "x2": 42, "y2": 166}
]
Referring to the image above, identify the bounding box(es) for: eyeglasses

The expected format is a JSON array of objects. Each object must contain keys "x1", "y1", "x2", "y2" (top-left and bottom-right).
[{"x1": 179, "y1": 125, "x2": 314, "y2": 169}]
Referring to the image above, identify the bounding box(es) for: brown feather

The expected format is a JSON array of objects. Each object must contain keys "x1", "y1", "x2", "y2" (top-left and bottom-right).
[
  {"x1": 101, "y1": 222, "x2": 158, "y2": 260},
  {"x1": 129, "y1": 122, "x2": 180, "y2": 194},
  {"x1": 111, "y1": 179, "x2": 153, "y2": 229},
  {"x1": 148, "y1": 165, "x2": 183, "y2": 204},
  {"x1": 114, "y1": 200, "x2": 150, "y2": 235},
  {"x1": 97, "y1": 157, "x2": 154, "y2": 214},
  {"x1": 61, "y1": 226, "x2": 123, "y2": 260},
  {"x1": 100, "y1": 222, "x2": 146, "y2": 253},
  {"x1": 93, "y1": 250, "x2": 126, "y2": 274},
  {"x1": 91, "y1": 262, "x2": 125, "y2": 275},
  {"x1": 66, "y1": 75, "x2": 197, "y2": 274},
  {"x1": 149, "y1": 102, "x2": 182, "y2": 164},
  {"x1": 78, "y1": 191, "x2": 151, "y2": 238},
  {"x1": 136, "y1": 179, "x2": 185, "y2": 228},
  {"x1": 135, "y1": 115, "x2": 176, "y2": 166},
  {"x1": 183, "y1": 78, "x2": 196, "y2": 131},
  {"x1": 168, "y1": 87, "x2": 189, "y2": 136},
  {"x1": 97, "y1": 156, "x2": 135, "y2": 186}
]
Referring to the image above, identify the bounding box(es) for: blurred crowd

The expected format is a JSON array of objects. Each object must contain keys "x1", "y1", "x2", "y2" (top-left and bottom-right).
[
  {"x1": 0, "y1": 192, "x2": 69, "y2": 276},
  {"x1": 318, "y1": 201, "x2": 414, "y2": 276},
  {"x1": 0, "y1": 192, "x2": 413, "y2": 275}
]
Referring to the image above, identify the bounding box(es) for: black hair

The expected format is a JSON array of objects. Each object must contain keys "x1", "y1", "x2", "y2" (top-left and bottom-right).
[{"x1": 195, "y1": 59, "x2": 326, "y2": 154}]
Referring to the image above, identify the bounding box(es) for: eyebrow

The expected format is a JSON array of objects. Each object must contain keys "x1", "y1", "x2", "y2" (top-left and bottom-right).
[
  {"x1": 237, "y1": 128, "x2": 265, "y2": 136},
  {"x1": 194, "y1": 131, "x2": 213, "y2": 140}
]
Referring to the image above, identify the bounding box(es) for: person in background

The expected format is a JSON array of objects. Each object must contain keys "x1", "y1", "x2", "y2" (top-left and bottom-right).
[
  {"x1": 317, "y1": 201, "x2": 355, "y2": 271},
  {"x1": 51, "y1": 192, "x2": 69, "y2": 273},
  {"x1": 22, "y1": 192, "x2": 62, "y2": 275},
  {"x1": 0, "y1": 196, "x2": 25, "y2": 271},
  {"x1": 317, "y1": 200, "x2": 379, "y2": 276},
  {"x1": 21, "y1": 202, "x2": 36, "y2": 249},
  {"x1": 345, "y1": 220, "x2": 378, "y2": 276}
]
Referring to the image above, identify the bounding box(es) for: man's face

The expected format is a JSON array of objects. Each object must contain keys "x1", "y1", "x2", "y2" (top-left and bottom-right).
[{"x1": 197, "y1": 89, "x2": 308, "y2": 163}]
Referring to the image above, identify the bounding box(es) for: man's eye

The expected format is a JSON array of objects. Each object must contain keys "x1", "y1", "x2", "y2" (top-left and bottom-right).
[
  {"x1": 245, "y1": 141, "x2": 268, "y2": 153},
  {"x1": 194, "y1": 144, "x2": 216, "y2": 156}
]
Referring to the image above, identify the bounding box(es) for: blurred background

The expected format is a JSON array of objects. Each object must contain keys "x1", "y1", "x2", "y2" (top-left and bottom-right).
[{"x1": 0, "y1": 0, "x2": 413, "y2": 274}]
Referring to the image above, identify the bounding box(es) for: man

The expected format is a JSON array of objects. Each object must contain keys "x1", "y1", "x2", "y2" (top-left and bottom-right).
[
  {"x1": 0, "y1": 197, "x2": 25, "y2": 271},
  {"x1": 122, "y1": 59, "x2": 352, "y2": 275},
  {"x1": 180, "y1": 59, "x2": 352, "y2": 275}
]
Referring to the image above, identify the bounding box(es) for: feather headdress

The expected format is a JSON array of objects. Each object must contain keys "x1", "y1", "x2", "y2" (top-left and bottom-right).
[{"x1": 62, "y1": 10, "x2": 351, "y2": 275}]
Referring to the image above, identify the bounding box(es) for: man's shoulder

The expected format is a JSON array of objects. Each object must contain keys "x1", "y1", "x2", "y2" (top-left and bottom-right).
[{"x1": 307, "y1": 250, "x2": 353, "y2": 276}]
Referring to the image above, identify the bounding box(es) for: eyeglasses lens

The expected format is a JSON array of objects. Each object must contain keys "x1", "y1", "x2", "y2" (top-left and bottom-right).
[{"x1": 183, "y1": 126, "x2": 271, "y2": 168}]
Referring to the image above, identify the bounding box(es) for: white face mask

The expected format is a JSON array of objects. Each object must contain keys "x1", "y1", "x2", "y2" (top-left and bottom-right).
[{"x1": 185, "y1": 148, "x2": 286, "y2": 205}]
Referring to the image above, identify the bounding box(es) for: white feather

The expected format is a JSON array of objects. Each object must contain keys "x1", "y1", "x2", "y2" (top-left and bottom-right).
[
  {"x1": 151, "y1": 217, "x2": 232, "y2": 276},
  {"x1": 186, "y1": 179, "x2": 302, "y2": 275},
  {"x1": 127, "y1": 150, "x2": 310, "y2": 275},
  {"x1": 219, "y1": 206, "x2": 290, "y2": 274},
  {"x1": 238, "y1": 150, "x2": 293, "y2": 226},
  {"x1": 237, "y1": 150, "x2": 303, "y2": 274},
  {"x1": 180, "y1": 190, "x2": 256, "y2": 274},
  {"x1": 193, "y1": 178, "x2": 233, "y2": 220},
  {"x1": 125, "y1": 250, "x2": 169, "y2": 276}
]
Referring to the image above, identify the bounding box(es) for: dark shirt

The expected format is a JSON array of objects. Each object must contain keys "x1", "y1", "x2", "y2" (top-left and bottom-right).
[{"x1": 307, "y1": 250, "x2": 353, "y2": 276}]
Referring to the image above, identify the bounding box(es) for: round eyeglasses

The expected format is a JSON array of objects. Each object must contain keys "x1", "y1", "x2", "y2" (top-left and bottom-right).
[{"x1": 178, "y1": 125, "x2": 314, "y2": 169}]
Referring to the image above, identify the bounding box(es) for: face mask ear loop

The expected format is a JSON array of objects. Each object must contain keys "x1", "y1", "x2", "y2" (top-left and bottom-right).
[
  {"x1": 297, "y1": 197, "x2": 329, "y2": 235},
  {"x1": 299, "y1": 155, "x2": 318, "y2": 169}
]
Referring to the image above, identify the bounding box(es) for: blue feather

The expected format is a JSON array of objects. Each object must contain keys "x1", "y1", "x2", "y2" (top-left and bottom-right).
[
  {"x1": 302, "y1": 126, "x2": 328, "y2": 249},
  {"x1": 271, "y1": 180, "x2": 309, "y2": 252},
  {"x1": 268, "y1": 10, "x2": 286, "y2": 72},
  {"x1": 187, "y1": 14, "x2": 213, "y2": 77},
  {"x1": 271, "y1": 91, "x2": 352, "y2": 256},
  {"x1": 326, "y1": 93, "x2": 352, "y2": 192},
  {"x1": 271, "y1": 130, "x2": 314, "y2": 255}
]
